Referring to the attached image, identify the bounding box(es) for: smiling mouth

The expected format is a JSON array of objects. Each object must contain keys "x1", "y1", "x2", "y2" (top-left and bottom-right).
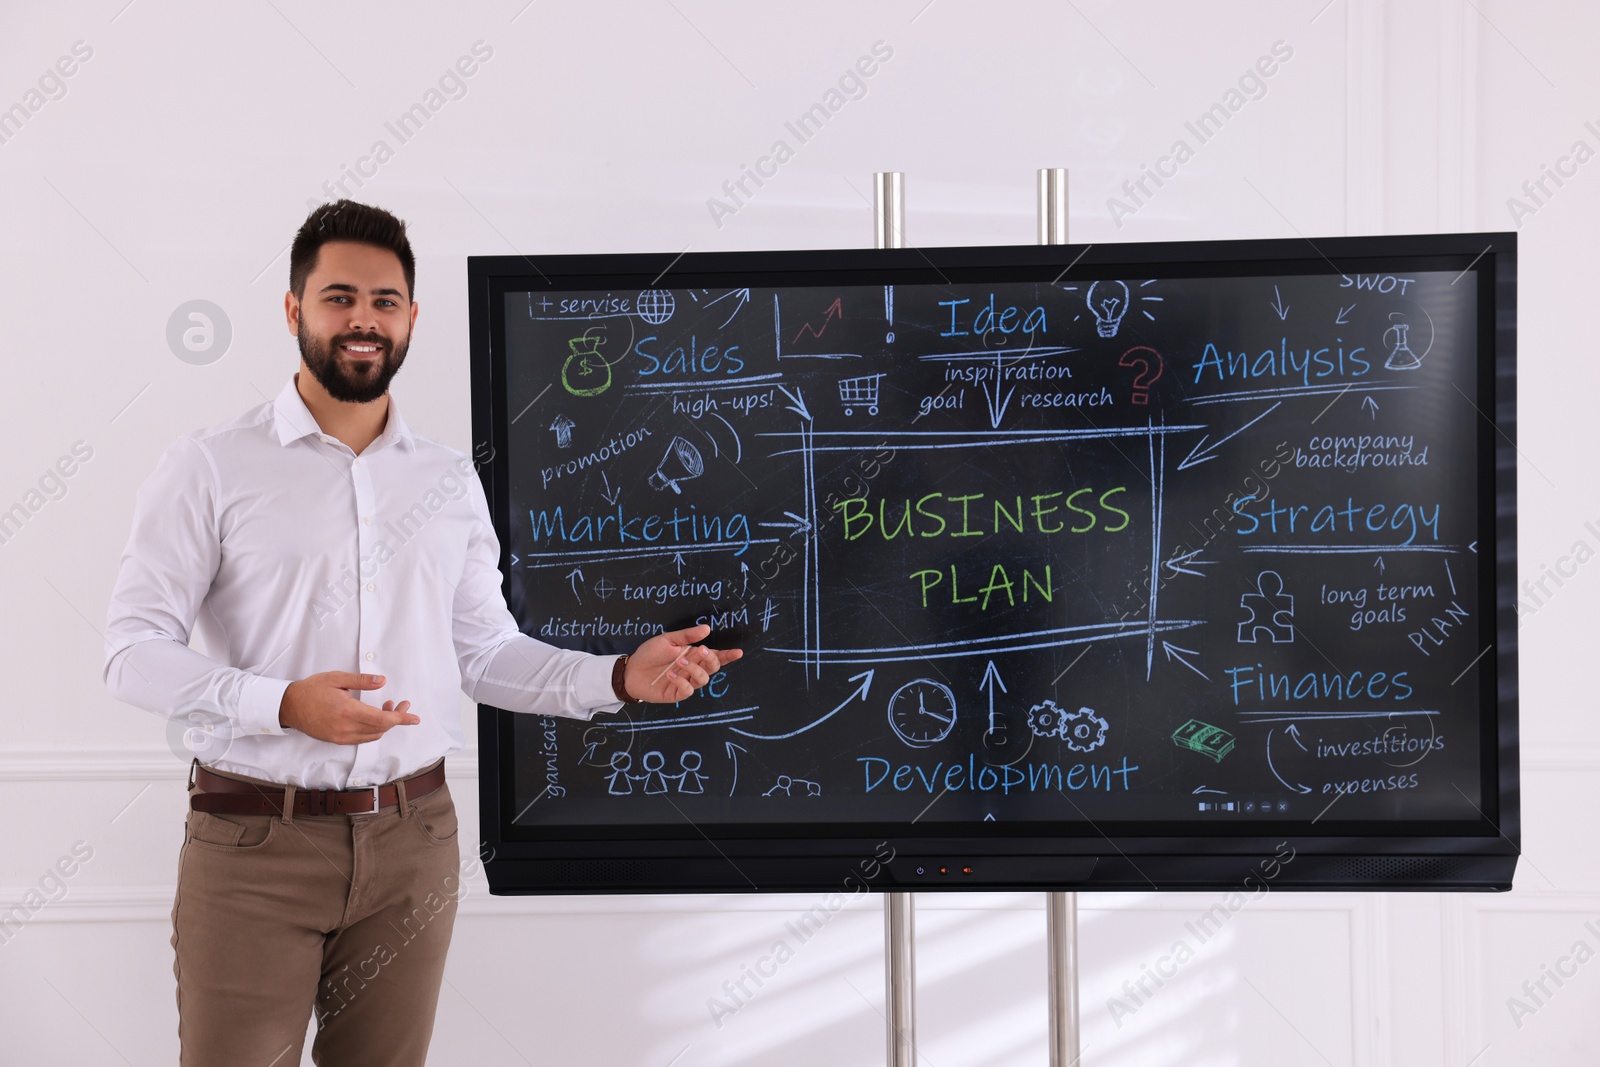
[{"x1": 339, "y1": 340, "x2": 384, "y2": 359}]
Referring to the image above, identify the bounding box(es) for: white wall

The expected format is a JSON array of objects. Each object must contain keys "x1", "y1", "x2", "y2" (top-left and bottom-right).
[{"x1": 1, "y1": 2, "x2": 1596, "y2": 1064}]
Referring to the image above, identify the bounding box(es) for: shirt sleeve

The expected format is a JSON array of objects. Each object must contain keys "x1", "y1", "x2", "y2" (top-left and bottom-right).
[
  {"x1": 102, "y1": 437, "x2": 294, "y2": 738},
  {"x1": 451, "y1": 471, "x2": 622, "y2": 719}
]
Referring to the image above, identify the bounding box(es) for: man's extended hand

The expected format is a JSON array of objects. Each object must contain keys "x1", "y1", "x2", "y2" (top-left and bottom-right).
[
  {"x1": 279, "y1": 671, "x2": 420, "y2": 744},
  {"x1": 624, "y1": 625, "x2": 744, "y2": 703}
]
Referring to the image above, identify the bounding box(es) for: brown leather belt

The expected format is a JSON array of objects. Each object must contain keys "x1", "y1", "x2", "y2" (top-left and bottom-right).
[{"x1": 189, "y1": 762, "x2": 445, "y2": 817}]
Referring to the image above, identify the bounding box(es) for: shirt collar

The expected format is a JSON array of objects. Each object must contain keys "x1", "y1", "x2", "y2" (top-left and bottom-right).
[{"x1": 271, "y1": 374, "x2": 415, "y2": 452}]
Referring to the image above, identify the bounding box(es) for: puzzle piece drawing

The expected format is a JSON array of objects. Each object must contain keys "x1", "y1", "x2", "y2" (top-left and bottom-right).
[{"x1": 1238, "y1": 570, "x2": 1295, "y2": 643}]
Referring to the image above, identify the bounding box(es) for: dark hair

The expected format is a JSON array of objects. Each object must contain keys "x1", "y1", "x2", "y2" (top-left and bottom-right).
[{"x1": 289, "y1": 199, "x2": 415, "y2": 301}]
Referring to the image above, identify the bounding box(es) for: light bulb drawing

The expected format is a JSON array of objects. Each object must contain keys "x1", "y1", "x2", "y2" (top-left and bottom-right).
[{"x1": 1086, "y1": 280, "x2": 1131, "y2": 338}]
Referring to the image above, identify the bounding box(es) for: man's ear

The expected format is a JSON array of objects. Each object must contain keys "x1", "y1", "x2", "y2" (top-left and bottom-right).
[{"x1": 285, "y1": 290, "x2": 301, "y2": 337}]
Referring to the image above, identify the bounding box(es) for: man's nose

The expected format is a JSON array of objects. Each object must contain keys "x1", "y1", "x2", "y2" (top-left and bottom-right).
[{"x1": 346, "y1": 302, "x2": 380, "y2": 333}]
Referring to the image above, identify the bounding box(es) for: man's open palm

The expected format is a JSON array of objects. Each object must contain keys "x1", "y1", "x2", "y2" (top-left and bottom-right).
[{"x1": 625, "y1": 625, "x2": 743, "y2": 703}]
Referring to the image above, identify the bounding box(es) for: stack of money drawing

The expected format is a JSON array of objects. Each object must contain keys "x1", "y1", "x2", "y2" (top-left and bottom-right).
[{"x1": 1171, "y1": 719, "x2": 1236, "y2": 763}]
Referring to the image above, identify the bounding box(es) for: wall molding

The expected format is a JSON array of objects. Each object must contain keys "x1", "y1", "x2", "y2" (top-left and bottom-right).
[
  {"x1": 1437, "y1": 0, "x2": 1481, "y2": 228},
  {"x1": 1518, "y1": 744, "x2": 1600, "y2": 772},
  {"x1": 0, "y1": 747, "x2": 481, "y2": 783},
  {"x1": 1440, "y1": 891, "x2": 1600, "y2": 1063},
  {"x1": 1441, "y1": 893, "x2": 1476, "y2": 1066},
  {"x1": 2, "y1": 744, "x2": 1590, "y2": 782},
  {"x1": 1358, "y1": 892, "x2": 1392, "y2": 1067},
  {"x1": 0, "y1": 883, "x2": 1394, "y2": 926},
  {"x1": 1345, "y1": 0, "x2": 1387, "y2": 233}
]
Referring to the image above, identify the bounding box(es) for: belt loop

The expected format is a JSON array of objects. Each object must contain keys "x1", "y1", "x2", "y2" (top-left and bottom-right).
[
  {"x1": 397, "y1": 777, "x2": 411, "y2": 819},
  {"x1": 187, "y1": 758, "x2": 198, "y2": 792},
  {"x1": 282, "y1": 784, "x2": 296, "y2": 825}
]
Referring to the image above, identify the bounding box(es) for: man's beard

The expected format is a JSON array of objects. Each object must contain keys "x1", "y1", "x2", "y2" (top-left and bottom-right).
[{"x1": 299, "y1": 327, "x2": 409, "y2": 404}]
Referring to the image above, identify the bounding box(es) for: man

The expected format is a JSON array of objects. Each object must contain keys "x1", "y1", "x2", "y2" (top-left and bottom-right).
[{"x1": 103, "y1": 199, "x2": 741, "y2": 1065}]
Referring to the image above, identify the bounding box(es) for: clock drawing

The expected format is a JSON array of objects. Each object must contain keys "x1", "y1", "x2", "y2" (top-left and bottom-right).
[{"x1": 888, "y1": 679, "x2": 958, "y2": 748}]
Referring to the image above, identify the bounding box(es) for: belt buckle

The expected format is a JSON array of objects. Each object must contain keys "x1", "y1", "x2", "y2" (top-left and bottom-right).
[{"x1": 349, "y1": 785, "x2": 382, "y2": 816}]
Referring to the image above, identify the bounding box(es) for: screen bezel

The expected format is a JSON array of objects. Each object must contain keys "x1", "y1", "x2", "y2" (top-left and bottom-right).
[{"x1": 468, "y1": 232, "x2": 1518, "y2": 891}]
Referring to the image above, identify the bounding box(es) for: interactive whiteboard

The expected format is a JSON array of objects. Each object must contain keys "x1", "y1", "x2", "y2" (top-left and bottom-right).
[{"x1": 470, "y1": 233, "x2": 1518, "y2": 892}]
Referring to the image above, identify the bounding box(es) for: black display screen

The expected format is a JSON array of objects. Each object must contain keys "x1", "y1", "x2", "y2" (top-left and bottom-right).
[{"x1": 469, "y1": 234, "x2": 1518, "y2": 892}]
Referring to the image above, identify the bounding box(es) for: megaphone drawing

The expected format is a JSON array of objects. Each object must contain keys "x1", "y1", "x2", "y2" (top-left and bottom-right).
[{"x1": 647, "y1": 436, "x2": 704, "y2": 494}]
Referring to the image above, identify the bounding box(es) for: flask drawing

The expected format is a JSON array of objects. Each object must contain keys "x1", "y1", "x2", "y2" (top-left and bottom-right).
[{"x1": 1384, "y1": 321, "x2": 1422, "y2": 370}]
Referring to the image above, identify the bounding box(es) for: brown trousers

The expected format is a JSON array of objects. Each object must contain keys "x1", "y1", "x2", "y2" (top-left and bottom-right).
[{"x1": 172, "y1": 762, "x2": 460, "y2": 1066}]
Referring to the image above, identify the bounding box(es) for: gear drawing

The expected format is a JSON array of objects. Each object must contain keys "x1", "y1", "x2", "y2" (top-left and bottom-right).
[
  {"x1": 1060, "y1": 706, "x2": 1109, "y2": 753},
  {"x1": 1027, "y1": 700, "x2": 1067, "y2": 738}
]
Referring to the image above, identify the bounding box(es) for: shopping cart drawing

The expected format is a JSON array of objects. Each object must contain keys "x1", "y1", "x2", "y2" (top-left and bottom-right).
[{"x1": 836, "y1": 373, "x2": 885, "y2": 417}]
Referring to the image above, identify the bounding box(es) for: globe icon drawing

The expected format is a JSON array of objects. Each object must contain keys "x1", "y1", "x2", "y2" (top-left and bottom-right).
[{"x1": 636, "y1": 290, "x2": 676, "y2": 325}]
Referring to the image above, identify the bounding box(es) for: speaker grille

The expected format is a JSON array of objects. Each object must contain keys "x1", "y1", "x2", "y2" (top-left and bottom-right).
[
  {"x1": 1331, "y1": 856, "x2": 1460, "y2": 882},
  {"x1": 550, "y1": 859, "x2": 649, "y2": 885}
]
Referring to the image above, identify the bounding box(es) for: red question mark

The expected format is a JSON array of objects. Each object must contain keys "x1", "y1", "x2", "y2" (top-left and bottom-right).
[{"x1": 1118, "y1": 346, "x2": 1165, "y2": 405}]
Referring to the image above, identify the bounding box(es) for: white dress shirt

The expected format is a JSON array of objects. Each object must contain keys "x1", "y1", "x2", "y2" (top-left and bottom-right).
[{"x1": 104, "y1": 375, "x2": 621, "y2": 789}]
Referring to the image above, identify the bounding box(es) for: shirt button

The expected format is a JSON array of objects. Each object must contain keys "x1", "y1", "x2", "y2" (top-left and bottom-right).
[
  {"x1": 354, "y1": 458, "x2": 364, "y2": 467},
  {"x1": 364, "y1": 652, "x2": 375, "y2": 662},
  {"x1": 352, "y1": 777, "x2": 365, "y2": 786},
  {"x1": 365, "y1": 583, "x2": 375, "y2": 592},
  {"x1": 363, "y1": 516, "x2": 373, "y2": 526}
]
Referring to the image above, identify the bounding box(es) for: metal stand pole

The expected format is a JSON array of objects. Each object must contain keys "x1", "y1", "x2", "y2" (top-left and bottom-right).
[
  {"x1": 875, "y1": 171, "x2": 905, "y2": 251},
  {"x1": 1046, "y1": 889, "x2": 1082, "y2": 1064},
  {"x1": 1038, "y1": 166, "x2": 1068, "y2": 246},
  {"x1": 884, "y1": 890, "x2": 916, "y2": 1066},
  {"x1": 874, "y1": 170, "x2": 917, "y2": 1067},
  {"x1": 1038, "y1": 167, "x2": 1083, "y2": 1067}
]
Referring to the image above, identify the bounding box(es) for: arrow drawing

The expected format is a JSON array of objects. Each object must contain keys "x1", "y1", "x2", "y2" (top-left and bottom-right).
[
  {"x1": 759, "y1": 511, "x2": 813, "y2": 537},
  {"x1": 979, "y1": 659, "x2": 1007, "y2": 739},
  {"x1": 1177, "y1": 401, "x2": 1281, "y2": 470},
  {"x1": 566, "y1": 567, "x2": 584, "y2": 601},
  {"x1": 1164, "y1": 548, "x2": 1214, "y2": 579},
  {"x1": 705, "y1": 287, "x2": 751, "y2": 328},
  {"x1": 1362, "y1": 396, "x2": 1378, "y2": 419},
  {"x1": 776, "y1": 384, "x2": 812, "y2": 421},
  {"x1": 1192, "y1": 786, "x2": 1228, "y2": 794},
  {"x1": 980, "y1": 349, "x2": 1016, "y2": 429},
  {"x1": 1267, "y1": 728, "x2": 1313, "y2": 794},
  {"x1": 1285, "y1": 723, "x2": 1307, "y2": 751},
  {"x1": 730, "y1": 670, "x2": 874, "y2": 740},
  {"x1": 791, "y1": 297, "x2": 842, "y2": 343},
  {"x1": 1161, "y1": 641, "x2": 1209, "y2": 681},
  {"x1": 1374, "y1": 556, "x2": 1386, "y2": 575},
  {"x1": 600, "y1": 471, "x2": 621, "y2": 505},
  {"x1": 510, "y1": 553, "x2": 519, "y2": 566},
  {"x1": 1335, "y1": 303, "x2": 1355, "y2": 324},
  {"x1": 740, "y1": 562, "x2": 749, "y2": 597},
  {"x1": 1270, "y1": 285, "x2": 1290, "y2": 321},
  {"x1": 673, "y1": 552, "x2": 685, "y2": 574},
  {"x1": 725, "y1": 741, "x2": 748, "y2": 797}
]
